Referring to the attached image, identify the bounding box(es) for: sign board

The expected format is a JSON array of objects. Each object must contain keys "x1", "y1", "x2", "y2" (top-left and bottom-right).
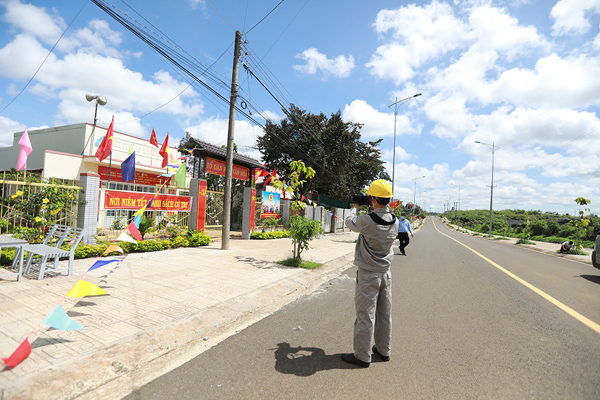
[
  {"x1": 98, "y1": 166, "x2": 170, "y2": 186},
  {"x1": 205, "y1": 157, "x2": 249, "y2": 181},
  {"x1": 261, "y1": 191, "x2": 280, "y2": 219},
  {"x1": 101, "y1": 190, "x2": 191, "y2": 211}
]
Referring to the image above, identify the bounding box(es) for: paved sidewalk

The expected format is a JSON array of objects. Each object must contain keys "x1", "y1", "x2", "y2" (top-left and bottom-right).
[{"x1": 0, "y1": 232, "x2": 359, "y2": 400}]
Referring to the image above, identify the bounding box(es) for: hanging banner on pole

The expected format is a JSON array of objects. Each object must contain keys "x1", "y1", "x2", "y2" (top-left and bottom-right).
[
  {"x1": 260, "y1": 191, "x2": 280, "y2": 219},
  {"x1": 196, "y1": 179, "x2": 207, "y2": 231}
]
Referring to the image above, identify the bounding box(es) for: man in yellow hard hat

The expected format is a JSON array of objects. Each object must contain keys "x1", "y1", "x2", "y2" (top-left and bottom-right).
[{"x1": 342, "y1": 179, "x2": 399, "y2": 368}]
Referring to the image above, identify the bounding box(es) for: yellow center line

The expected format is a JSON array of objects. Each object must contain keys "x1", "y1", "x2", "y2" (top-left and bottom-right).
[{"x1": 432, "y1": 219, "x2": 600, "y2": 335}]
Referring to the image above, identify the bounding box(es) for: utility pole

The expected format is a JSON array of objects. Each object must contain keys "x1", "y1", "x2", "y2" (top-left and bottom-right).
[{"x1": 222, "y1": 30, "x2": 242, "y2": 250}]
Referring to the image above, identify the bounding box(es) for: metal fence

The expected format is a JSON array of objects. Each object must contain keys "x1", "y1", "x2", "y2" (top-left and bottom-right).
[
  {"x1": 0, "y1": 171, "x2": 81, "y2": 237},
  {"x1": 206, "y1": 190, "x2": 224, "y2": 228},
  {"x1": 97, "y1": 182, "x2": 191, "y2": 238}
]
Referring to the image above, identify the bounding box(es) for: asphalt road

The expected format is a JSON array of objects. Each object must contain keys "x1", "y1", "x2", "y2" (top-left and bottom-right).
[{"x1": 126, "y1": 217, "x2": 600, "y2": 399}]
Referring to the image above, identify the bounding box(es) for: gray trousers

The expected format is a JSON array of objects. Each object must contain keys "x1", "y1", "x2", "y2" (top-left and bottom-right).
[{"x1": 354, "y1": 268, "x2": 392, "y2": 363}]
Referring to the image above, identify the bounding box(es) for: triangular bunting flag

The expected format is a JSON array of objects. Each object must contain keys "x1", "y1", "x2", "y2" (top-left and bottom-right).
[
  {"x1": 174, "y1": 162, "x2": 186, "y2": 187},
  {"x1": 127, "y1": 220, "x2": 143, "y2": 241},
  {"x1": 2, "y1": 336, "x2": 31, "y2": 368},
  {"x1": 88, "y1": 259, "x2": 120, "y2": 272},
  {"x1": 41, "y1": 305, "x2": 84, "y2": 331},
  {"x1": 116, "y1": 232, "x2": 137, "y2": 244},
  {"x1": 102, "y1": 244, "x2": 124, "y2": 257},
  {"x1": 66, "y1": 280, "x2": 108, "y2": 298}
]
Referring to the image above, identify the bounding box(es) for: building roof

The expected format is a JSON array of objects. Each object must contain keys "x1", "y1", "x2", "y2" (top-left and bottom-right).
[{"x1": 188, "y1": 138, "x2": 263, "y2": 168}]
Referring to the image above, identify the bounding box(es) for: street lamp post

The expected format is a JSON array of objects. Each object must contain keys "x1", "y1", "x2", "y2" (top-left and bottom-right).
[
  {"x1": 412, "y1": 175, "x2": 425, "y2": 228},
  {"x1": 451, "y1": 183, "x2": 461, "y2": 229},
  {"x1": 475, "y1": 141, "x2": 499, "y2": 237},
  {"x1": 389, "y1": 93, "x2": 421, "y2": 196}
]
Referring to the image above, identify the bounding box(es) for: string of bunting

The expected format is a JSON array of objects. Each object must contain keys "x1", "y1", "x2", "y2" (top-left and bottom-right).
[{"x1": 3, "y1": 126, "x2": 180, "y2": 369}]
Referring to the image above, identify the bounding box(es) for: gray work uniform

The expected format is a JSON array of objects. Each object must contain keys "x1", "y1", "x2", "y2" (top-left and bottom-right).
[{"x1": 345, "y1": 207, "x2": 399, "y2": 363}]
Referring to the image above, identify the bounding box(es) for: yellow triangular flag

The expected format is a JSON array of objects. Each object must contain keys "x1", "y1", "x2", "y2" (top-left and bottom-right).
[
  {"x1": 66, "y1": 280, "x2": 108, "y2": 298},
  {"x1": 102, "y1": 244, "x2": 124, "y2": 257}
]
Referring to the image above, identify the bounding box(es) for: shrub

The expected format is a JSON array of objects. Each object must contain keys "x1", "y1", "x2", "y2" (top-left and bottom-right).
[
  {"x1": 251, "y1": 230, "x2": 291, "y2": 240},
  {"x1": 170, "y1": 235, "x2": 189, "y2": 249},
  {"x1": 137, "y1": 240, "x2": 166, "y2": 252},
  {"x1": 185, "y1": 230, "x2": 211, "y2": 247}
]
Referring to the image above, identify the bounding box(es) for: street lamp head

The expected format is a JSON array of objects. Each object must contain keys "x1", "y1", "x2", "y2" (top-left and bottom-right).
[
  {"x1": 414, "y1": 93, "x2": 422, "y2": 97},
  {"x1": 475, "y1": 141, "x2": 481, "y2": 144}
]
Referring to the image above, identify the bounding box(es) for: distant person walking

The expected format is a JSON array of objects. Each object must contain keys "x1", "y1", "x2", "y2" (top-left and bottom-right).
[
  {"x1": 560, "y1": 240, "x2": 575, "y2": 253},
  {"x1": 342, "y1": 179, "x2": 398, "y2": 368},
  {"x1": 397, "y1": 212, "x2": 413, "y2": 256}
]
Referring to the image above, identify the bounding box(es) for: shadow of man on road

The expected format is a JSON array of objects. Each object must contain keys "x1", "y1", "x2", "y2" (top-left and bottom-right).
[{"x1": 272, "y1": 342, "x2": 354, "y2": 376}]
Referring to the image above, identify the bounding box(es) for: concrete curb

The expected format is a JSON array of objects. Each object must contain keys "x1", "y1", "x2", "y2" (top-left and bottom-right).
[{"x1": 1, "y1": 252, "x2": 355, "y2": 400}]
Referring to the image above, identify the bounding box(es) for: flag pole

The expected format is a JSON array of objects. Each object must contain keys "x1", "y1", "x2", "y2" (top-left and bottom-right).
[{"x1": 108, "y1": 153, "x2": 112, "y2": 183}]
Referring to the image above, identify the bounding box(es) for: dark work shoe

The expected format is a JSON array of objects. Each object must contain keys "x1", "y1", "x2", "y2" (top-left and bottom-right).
[
  {"x1": 372, "y1": 346, "x2": 390, "y2": 362},
  {"x1": 341, "y1": 353, "x2": 369, "y2": 368}
]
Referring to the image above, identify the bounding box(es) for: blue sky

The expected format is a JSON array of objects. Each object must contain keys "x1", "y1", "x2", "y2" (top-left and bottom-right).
[{"x1": 0, "y1": 0, "x2": 599, "y2": 215}]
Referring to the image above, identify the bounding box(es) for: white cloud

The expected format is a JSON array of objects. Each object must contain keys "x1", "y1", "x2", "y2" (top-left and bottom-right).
[
  {"x1": 367, "y1": 1, "x2": 468, "y2": 84},
  {"x1": 424, "y1": 95, "x2": 475, "y2": 139},
  {"x1": 293, "y1": 48, "x2": 355, "y2": 78},
  {"x1": 367, "y1": 2, "x2": 547, "y2": 85},
  {"x1": 1, "y1": 0, "x2": 65, "y2": 44},
  {"x1": 184, "y1": 115, "x2": 259, "y2": 158},
  {"x1": 467, "y1": 5, "x2": 549, "y2": 60},
  {"x1": 0, "y1": 114, "x2": 24, "y2": 146},
  {"x1": 0, "y1": 33, "x2": 55, "y2": 80},
  {"x1": 342, "y1": 99, "x2": 421, "y2": 140},
  {"x1": 488, "y1": 53, "x2": 600, "y2": 109},
  {"x1": 551, "y1": 0, "x2": 600, "y2": 36},
  {"x1": 0, "y1": 2, "x2": 206, "y2": 139}
]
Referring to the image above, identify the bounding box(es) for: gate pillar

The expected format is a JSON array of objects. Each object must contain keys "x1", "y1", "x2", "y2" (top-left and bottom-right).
[
  {"x1": 241, "y1": 187, "x2": 256, "y2": 240},
  {"x1": 189, "y1": 178, "x2": 208, "y2": 231}
]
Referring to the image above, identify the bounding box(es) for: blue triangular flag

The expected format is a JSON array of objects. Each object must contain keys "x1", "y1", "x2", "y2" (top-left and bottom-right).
[
  {"x1": 88, "y1": 259, "x2": 119, "y2": 272},
  {"x1": 41, "y1": 305, "x2": 84, "y2": 331},
  {"x1": 121, "y1": 151, "x2": 135, "y2": 182},
  {"x1": 94, "y1": 135, "x2": 105, "y2": 147}
]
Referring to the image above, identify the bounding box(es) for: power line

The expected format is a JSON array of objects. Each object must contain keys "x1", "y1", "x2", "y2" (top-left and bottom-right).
[{"x1": 246, "y1": 0, "x2": 286, "y2": 34}]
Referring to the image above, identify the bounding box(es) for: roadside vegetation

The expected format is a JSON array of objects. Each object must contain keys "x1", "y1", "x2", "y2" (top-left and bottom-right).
[{"x1": 445, "y1": 203, "x2": 598, "y2": 251}]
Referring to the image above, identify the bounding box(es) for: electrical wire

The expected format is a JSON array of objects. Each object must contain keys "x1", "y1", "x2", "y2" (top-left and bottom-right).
[{"x1": 246, "y1": 0, "x2": 286, "y2": 34}]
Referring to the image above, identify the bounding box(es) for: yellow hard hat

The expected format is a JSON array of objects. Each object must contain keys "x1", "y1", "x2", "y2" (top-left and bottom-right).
[{"x1": 367, "y1": 179, "x2": 393, "y2": 198}]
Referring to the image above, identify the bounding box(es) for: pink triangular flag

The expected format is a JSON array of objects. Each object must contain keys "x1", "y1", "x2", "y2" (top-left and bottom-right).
[{"x1": 16, "y1": 127, "x2": 32, "y2": 171}]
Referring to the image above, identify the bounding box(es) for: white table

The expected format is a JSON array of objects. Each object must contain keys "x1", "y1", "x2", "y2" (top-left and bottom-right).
[{"x1": 0, "y1": 235, "x2": 26, "y2": 281}]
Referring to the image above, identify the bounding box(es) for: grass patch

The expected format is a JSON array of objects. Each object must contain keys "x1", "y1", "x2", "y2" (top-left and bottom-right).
[
  {"x1": 516, "y1": 238, "x2": 536, "y2": 245},
  {"x1": 556, "y1": 249, "x2": 588, "y2": 256},
  {"x1": 278, "y1": 257, "x2": 323, "y2": 269},
  {"x1": 494, "y1": 237, "x2": 510, "y2": 241}
]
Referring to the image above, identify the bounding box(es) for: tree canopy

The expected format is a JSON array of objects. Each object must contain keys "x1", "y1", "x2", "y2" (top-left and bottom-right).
[{"x1": 256, "y1": 105, "x2": 389, "y2": 200}]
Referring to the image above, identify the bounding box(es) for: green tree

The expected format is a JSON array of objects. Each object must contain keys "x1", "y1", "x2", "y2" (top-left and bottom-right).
[
  {"x1": 572, "y1": 197, "x2": 591, "y2": 247},
  {"x1": 257, "y1": 105, "x2": 389, "y2": 200},
  {"x1": 272, "y1": 161, "x2": 324, "y2": 261}
]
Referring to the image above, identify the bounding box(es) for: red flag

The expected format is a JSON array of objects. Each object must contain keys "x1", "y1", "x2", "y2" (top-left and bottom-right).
[
  {"x1": 2, "y1": 336, "x2": 31, "y2": 368},
  {"x1": 150, "y1": 128, "x2": 159, "y2": 147},
  {"x1": 127, "y1": 220, "x2": 142, "y2": 241},
  {"x1": 159, "y1": 133, "x2": 169, "y2": 168},
  {"x1": 95, "y1": 116, "x2": 114, "y2": 162},
  {"x1": 264, "y1": 167, "x2": 276, "y2": 185}
]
